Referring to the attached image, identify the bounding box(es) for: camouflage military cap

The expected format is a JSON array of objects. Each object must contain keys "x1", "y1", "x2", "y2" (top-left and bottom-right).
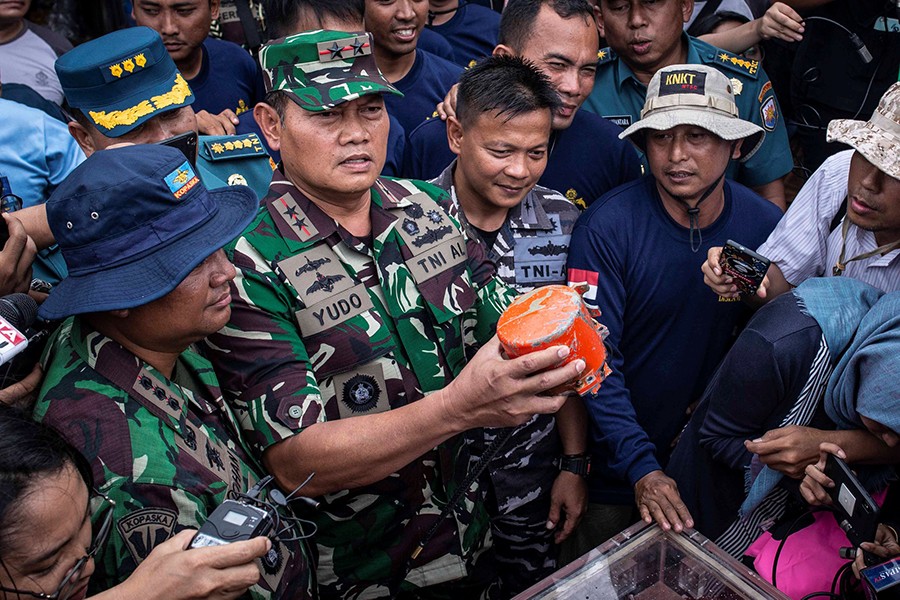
[
  {"x1": 258, "y1": 30, "x2": 402, "y2": 112},
  {"x1": 827, "y1": 82, "x2": 900, "y2": 180}
]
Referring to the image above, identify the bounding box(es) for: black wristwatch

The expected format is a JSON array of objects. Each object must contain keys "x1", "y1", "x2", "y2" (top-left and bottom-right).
[{"x1": 558, "y1": 453, "x2": 591, "y2": 478}]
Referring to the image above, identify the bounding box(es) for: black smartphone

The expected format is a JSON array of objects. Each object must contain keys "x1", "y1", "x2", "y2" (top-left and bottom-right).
[
  {"x1": 720, "y1": 240, "x2": 771, "y2": 296},
  {"x1": 157, "y1": 131, "x2": 199, "y2": 166},
  {"x1": 824, "y1": 454, "x2": 880, "y2": 559}
]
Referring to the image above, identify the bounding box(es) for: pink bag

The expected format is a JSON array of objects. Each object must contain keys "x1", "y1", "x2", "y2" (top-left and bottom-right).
[{"x1": 744, "y1": 489, "x2": 887, "y2": 599}]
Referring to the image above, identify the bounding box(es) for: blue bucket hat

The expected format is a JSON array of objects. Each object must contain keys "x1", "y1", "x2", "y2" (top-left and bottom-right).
[
  {"x1": 38, "y1": 145, "x2": 257, "y2": 320},
  {"x1": 55, "y1": 27, "x2": 194, "y2": 138}
]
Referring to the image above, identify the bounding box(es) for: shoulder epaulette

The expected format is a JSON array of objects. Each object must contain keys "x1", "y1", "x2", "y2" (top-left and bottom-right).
[
  {"x1": 597, "y1": 46, "x2": 616, "y2": 64},
  {"x1": 200, "y1": 133, "x2": 267, "y2": 161},
  {"x1": 701, "y1": 46, "x2": 760, "y2": 80}
]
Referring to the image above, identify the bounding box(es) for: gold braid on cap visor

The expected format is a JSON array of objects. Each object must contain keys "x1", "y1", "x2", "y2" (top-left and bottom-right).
[{"x1": 88, "y1": 73, "x2": 193, "y2": 131}]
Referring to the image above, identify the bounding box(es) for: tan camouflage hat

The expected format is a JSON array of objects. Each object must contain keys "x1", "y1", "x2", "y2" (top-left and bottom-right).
[
  {"x1": 827, "y1": 82, "x2": 900, "y2": 180},
  {"x1": 258, "y1": 30, "x2": 402, "y2": 112},
  {"x1": 619, "y1": 64, "x2": 764, "y2": 162}
]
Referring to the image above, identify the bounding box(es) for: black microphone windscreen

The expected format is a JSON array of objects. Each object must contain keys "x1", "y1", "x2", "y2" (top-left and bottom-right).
[{"x1": 0, "y1": 293, "x2": 38, "y2": 331}]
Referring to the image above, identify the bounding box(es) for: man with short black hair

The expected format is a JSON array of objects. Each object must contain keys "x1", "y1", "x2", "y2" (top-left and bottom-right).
[
  {"x1": 404, "y1": 0, "x2": 642, "y2": 209},
  {"x1": 133, "y1": 0, "x2": 266, "y2": 135},
  {"x1": 586, "y1": 0, "x2": 792, "y2": 210},
  {"x1": 703, "y1": 82, "x2": 900, "y2": 301},
  {"x1": 364, "y1": 0, "x2": 464, "y2": 134},
  {"x1": 585, "y1": 0, "x2": 794, "y2": 211},
  {"x1": 208, "y1": 30, "x2": 584, "y2": 598},
  {"x1": 259, "y1": 0, "x2": 410, "y2": 176},
  {"x1": 431, "y1": 54, "x2": 588, "y2": 592},
  {"x1": 566, "y1": 64, "x2": 782, "y2": 555}
]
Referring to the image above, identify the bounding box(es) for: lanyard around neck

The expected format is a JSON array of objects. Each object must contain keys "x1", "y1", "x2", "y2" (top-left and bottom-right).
[{"x1": 833, "y1": 209, "x2": 900, "y2": 276}]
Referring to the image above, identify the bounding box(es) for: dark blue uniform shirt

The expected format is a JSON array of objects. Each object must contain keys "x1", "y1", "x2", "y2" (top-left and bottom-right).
[
  {"x1": 189, "y1": 37, "x2": 265, "y2": 116},
  {"x1": 567, "y1": 176, "x2": 782, "y2": 504},
  {"x1": 418, "y1": 27, "x2": 456, "y2": 63},
  {"x1": 383, "y1": 49, "x2": 463, "y2": 136},
  {"x1": 426, "y1": 0, "x2": 500, "y2": 67}
]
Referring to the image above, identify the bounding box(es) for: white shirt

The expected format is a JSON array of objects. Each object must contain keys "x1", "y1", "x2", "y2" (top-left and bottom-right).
[{"x1": 758, "y1": 150, "x2": 900, "y2": 292}]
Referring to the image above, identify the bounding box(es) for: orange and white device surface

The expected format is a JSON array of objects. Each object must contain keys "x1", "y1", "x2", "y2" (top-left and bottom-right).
[{"x1": 496, "y1": 285, "x2": 611, "y2": 396}]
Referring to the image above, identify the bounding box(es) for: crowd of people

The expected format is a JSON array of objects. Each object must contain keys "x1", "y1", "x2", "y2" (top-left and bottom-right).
[{"x1": 0, "y1": 0, "x2": 898, "y2": 599}]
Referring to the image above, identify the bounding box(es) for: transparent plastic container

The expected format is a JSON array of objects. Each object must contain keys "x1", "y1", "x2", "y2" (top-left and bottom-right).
[{"x1": 514, "y1": 522, "x2": 790, "y2": 599}]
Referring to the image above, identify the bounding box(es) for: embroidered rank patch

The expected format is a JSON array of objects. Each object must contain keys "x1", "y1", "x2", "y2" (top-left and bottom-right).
[
  {"x1": 117, "y1": 508, "x2": 177, "y2": 564},
  {"x1": 164, "y1": 160, "x2": 200, "y2": 199},
  {"x1": 316, "y1": 35, "x2": 371, "y2": 62},
  {"x1": 271, "y1": 193, "x2": 319, "y2": 242},
  {"x1": 716, "y1": 51, "x2": 759, "y2": 76},
  {"x1": 133, "y1": 369, "x2": 183, "y2": 420},
  {"x1": 761, "y1": 96, "x2": 778, "y2": 131},
  {"x1": 102, "y1": 48, "x2": 153, "y2": 82},
  {"x1": 204, "y1": 134, "x2": 265, "y2": 161}
]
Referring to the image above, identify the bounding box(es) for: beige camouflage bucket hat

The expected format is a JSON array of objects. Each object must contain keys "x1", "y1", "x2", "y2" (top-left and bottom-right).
[
  {"x1": 827, "y1": 82, "x2": 900, "y2": 180},
  {"x1": 258, "y1": 29, "x2": 402, "y2": 112},
  {"x1": 620, "y1": 64, "x2": 764, "y2": 162}
]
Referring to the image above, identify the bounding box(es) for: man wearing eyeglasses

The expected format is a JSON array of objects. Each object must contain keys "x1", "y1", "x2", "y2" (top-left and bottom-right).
[{"x1": 30, "y1": 146, "x2": 314, "y2": 599}]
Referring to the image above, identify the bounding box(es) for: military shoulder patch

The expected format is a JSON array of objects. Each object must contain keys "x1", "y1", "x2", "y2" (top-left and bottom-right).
[
  {"x1": 117, "y1": 507, "x2": 177, "y2": 564},
  {"x1": 164, "y1": 160, "x2": 200, "y2": 200},
  {"x1": 705, "y1": 48, "x2": 759, "y2": 79},
  {"x1": 201, "y1": 133, "x2": 266, "y2": 162},
  {"x1": 760, "y1": 95, "x2": 778, "y2": 131}
]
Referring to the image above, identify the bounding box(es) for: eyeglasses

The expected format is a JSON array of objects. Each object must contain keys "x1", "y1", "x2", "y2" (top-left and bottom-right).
[{"x1": 0, "y1": 492, "x2": 115, "y2": 600}]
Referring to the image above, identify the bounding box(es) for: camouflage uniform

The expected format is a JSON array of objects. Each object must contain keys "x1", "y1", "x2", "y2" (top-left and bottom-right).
[
  {"x1": 205, "y1": 170, "x2": 517, "y2": 599},
  {"x1": 431, "y1": 162, "x2": 580, "y2": 591},
  {"x1": 33, "y1": 318, "x2": 314, "y2": 600}
]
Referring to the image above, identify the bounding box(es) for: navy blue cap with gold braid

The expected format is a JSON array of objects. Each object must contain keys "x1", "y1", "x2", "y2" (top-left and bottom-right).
[{"x1": 55, "y1": 27, "x2": 194, "y2": 138}]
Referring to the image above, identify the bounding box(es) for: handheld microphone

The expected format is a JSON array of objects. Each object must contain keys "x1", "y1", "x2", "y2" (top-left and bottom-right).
[{"x1": 0, "y1": 293, "x2": 38, "y2": 367}]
